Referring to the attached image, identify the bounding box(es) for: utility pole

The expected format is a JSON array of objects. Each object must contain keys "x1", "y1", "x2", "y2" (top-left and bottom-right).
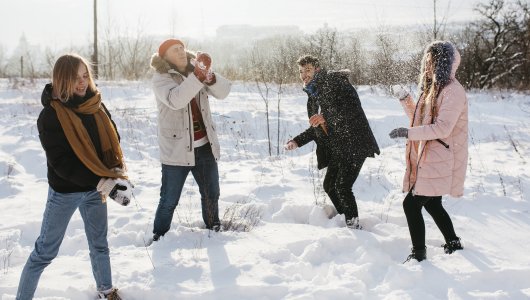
[
  {"x1": 433, "y1": 0, "x2": 438, "y2": 40},
  {"x1": 20, "y1": 56, "x2": 23, "y2": 78},
  {"x1": 93, "y1": 0, "x2": 99, "y2": 78}
]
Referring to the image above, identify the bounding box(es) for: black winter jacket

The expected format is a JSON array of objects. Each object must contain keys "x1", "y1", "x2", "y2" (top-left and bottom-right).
[
  {"x1": 293, "y1": 70, "x2": 380, "y2": 169},
  {"x1": 37, "y1": 84, "x2": 119, "y2": 193}
]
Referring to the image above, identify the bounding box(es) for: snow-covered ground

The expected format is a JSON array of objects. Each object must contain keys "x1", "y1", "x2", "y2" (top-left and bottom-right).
[{"x1": 1, "y1": 79, "x2": 529, "y2": 299}]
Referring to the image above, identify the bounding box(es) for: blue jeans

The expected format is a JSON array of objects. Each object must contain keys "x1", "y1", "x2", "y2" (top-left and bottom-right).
[
  {"x1": 153, "y1": 144, "x2": 220, "y2": 235},
  {"x1": 16, "y1": 188, "x2": 112, "y2": 300}
]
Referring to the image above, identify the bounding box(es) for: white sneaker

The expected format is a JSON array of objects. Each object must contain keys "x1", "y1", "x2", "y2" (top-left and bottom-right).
[{"x1": 346, "y1": 217, "x2": 362, "y2": 230}]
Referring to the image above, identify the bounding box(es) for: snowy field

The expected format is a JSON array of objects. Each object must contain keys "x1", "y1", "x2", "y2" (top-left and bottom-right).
[{"x1": 0, "y1": 79, "x2": 529, "y2": 299}]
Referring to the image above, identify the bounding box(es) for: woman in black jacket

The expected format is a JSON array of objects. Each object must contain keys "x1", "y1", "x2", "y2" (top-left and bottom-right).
[{"x1": 16, "y1": 54, "x2": 131, "y2": 300}]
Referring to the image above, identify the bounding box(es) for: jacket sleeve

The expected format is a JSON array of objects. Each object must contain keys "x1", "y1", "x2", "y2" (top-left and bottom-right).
[
  {"x1": 205, "y1": 72, "x2": 232, "y2": 100},
  {"x1": 407, "y1": 85, "x2": 466, "y2": 141},
  {"x1": 152, "y1": 72, "x2": 204, "y2": 110},
  {"x1": 293, "y1": 127, "x2": 316, "y2": 147},
  {"x1": 38, "y1": 107, "x2": 100, "y2": 187},
  {"x1": 400, "y1": 95, "x2": 416, "y2": 122}
]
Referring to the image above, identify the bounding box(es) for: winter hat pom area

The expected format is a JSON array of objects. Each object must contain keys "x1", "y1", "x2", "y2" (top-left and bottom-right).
[{"x1": 158, "y1": 39, "x2": 185, "y2": 57}]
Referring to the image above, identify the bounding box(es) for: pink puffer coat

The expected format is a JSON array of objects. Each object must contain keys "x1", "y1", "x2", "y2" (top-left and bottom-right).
[{"x1": 400, "y1": 73, "x2": 468, "y2": 197}]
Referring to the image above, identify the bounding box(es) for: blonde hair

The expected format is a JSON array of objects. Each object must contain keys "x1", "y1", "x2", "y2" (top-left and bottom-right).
[
  {"x1": 417, "y1": 41, "x2": 455, "y2": 124},
  {"x1": 52, "y1": 54, "x2": 97, "y2": 102}
]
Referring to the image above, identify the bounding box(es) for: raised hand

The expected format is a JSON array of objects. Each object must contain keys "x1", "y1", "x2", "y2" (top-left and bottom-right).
[
  {"x1": 390, "y1": 84, "x2": 410, "y2": 100},
  {"x1": 193, "y1": 52, "x2": 212, "y2": 82}
]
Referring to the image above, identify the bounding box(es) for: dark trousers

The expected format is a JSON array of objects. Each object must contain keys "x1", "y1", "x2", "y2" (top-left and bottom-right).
[
  {"x1": 323, "y1": 158, "x2": 365, "y2": 220},
  {"x1": 403, "y1": 192, "x2": 458, "y2": 248}
]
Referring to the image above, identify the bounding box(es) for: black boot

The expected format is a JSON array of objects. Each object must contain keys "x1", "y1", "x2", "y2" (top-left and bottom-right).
[
  {"x1": 152, "y1": 233, "x2": 161, "y2": 242},
  {"x1": 403, "y1": 246, "x2": 427, "y2": 263},
  {"x1": 442, "y1": 237, "x2": 463, "y2": 254}
]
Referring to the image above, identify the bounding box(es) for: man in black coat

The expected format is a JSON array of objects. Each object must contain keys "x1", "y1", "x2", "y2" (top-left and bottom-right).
[{"x1": 285, "y1": 55, "x2": 380, "y2": 229}]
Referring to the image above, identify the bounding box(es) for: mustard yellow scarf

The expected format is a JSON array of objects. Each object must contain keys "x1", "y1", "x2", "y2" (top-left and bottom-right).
[{"x1": 50, "y1": 92, "x2": 126, "y2": 179}]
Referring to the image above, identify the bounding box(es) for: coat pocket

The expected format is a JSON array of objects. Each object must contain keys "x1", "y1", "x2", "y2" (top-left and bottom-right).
[{"x1": 160, "y1": 128, "x2": 183, "y2": 139}]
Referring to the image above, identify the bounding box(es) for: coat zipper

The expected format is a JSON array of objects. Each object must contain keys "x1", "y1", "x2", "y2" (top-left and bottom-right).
[{"x1": 188, "y1": 102, "x2": 193, "y2": 152}]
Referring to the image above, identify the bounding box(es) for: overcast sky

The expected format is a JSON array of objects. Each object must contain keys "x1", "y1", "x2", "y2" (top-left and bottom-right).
[{"x1": 0, "y1": 0, "x2": 480, "y2": 53}]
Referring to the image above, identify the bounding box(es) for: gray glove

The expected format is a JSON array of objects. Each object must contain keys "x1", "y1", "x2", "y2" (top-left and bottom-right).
[{"x1": 389, "y1": 127, "x2": 409, "y2": 139}]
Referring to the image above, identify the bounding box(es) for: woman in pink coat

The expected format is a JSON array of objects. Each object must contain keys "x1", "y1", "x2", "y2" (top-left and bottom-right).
[{"x1": 389, "y1": 41, "x2": 468, "y2": 262}]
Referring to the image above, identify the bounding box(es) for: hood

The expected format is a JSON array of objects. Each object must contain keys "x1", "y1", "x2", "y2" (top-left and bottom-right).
[
  {"x1": 431, "y1": 41, "x2": 456, "y2": 87},
  {"x1": 150, "y1": 50, "x2": 196, "y2": 75},
  {"x1": 303, "y1": 68, "x2": 353, "y2": 96},
  {"x1": 41, "y1": 83, "x2": 54, "y2": 106}
]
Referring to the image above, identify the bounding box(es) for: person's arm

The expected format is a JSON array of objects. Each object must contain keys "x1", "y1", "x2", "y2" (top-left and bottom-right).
[
  {"x1": 293, "y1": 126, "x2": 317, "y2": 148},
  {"x1": 400, "y1": 94, "x2": 416, "y2": 122},
  {"x1": 407, "y1": 85, "x2": 466, "y2": 141},
  {"x1": 204, "y1": 72, "x2": 232, "y2": 100},
  {"x1": 152, "y1": 72, "x2": 204, "y2": 110},
  {"x1": 38, "y1": 107, "x2": 100, "y2": 187}
]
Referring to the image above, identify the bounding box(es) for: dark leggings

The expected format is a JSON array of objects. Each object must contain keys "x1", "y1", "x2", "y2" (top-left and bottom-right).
[{"x1": 403, "y1": 192, "x2": 458, "y2": 248}]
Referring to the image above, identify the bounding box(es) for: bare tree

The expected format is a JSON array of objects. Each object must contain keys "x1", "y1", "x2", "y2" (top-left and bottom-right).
[
  {"x1": 248, "y1": 44, "x2": 273, "y2": 156},
  {"x1": 461, "y1": 0, "x2": 529, "y2": 89},
  {"x1": 0, "y1": 45, "x2": 8, "y2": 77},
  {"x1": 113, "y1": 20, "x2": 154, "y2": 80}
]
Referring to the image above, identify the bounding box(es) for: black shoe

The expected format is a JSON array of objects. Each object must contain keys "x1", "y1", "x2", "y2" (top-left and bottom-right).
[
  {"x1": 207, "y1": 224, "x2": 221, "y2": 232},
  {"x1": 403, "y1": 246, "x2": 427, "y2": 263},
  {"x1": 442, "y1": 237, "x2": 463, "y2": 254},
  {"x1": 152, "y1": 233, "x2": 161, "y2": 242}
]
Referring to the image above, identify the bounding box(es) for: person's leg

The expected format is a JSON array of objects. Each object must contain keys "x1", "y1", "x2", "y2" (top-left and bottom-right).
[
  {"x1": 335, "y1": 158, "x2": 366, "y2": 221},
  {"x1": 323, "y1": 164, "x2": 343, "y2": 215},
  {"x1": 153, "y1": 164, "x2": 190, "y2": 236},
  {"x1": 403, "y1": 192, "x2": 430, "y2": 249},
  {"x1": 423, "y1": 197, "x2": 459, "y2": 243},
  {"x1": 16, "y1": 188, "x2": 80, "y2": 300},
  {"x1": 78, "y1": 190, "x2": 112, "y2": 292},
  {"x1": 191, "y1": 144, "x2": 221, "y2": 229}
]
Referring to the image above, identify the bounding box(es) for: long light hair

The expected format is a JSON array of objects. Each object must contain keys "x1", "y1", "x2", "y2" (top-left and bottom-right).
[
  {"x1": 417, "y1": 41, "x2": 455, "y2": 123},
  {"x1": 52, "y1": 54, "x2": 97, "y2": 102}
]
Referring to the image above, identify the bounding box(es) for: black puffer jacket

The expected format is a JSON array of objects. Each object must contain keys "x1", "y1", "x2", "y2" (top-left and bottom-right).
[
  {"x1": 37, "y1": 84, "x2": 119, "y2": 193},
  {"x1": 293, "y1": 70, "x2": 380, "y2": 169}
]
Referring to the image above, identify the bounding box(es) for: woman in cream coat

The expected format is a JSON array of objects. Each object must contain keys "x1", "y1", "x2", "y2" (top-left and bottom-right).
[{"x1": 389, "y1": 41, "x2": 467, "y2": 262}]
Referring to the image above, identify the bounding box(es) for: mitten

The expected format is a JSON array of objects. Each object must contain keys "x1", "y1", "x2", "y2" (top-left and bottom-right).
[
  {"x1": 390, "y1": 84, "x2": 410, "y2": 100},
  {"x1": 204, "y1": 70, "x2": 216, "y2": 85},
  {"x1": 97, "y1": 178, "x2": 133, "y2": 206},
  {"x1": 389, "y1": 127, "x2": 409, "y2": 139},
  {"x1": 193, "y1": 52, "x2": 212, "y2": 82}
]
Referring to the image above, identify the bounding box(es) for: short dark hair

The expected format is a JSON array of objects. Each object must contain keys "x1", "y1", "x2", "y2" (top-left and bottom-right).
[{"x1": 297, "y1": 55, "x2": 320, "y2": 68}]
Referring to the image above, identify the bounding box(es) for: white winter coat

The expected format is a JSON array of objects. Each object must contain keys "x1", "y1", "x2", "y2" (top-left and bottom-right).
[{"x1": 150, "y1": 53, "x2": 231, "y2": 166}]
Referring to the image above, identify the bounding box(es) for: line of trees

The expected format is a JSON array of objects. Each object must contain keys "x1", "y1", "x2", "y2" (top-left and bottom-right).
[{"x1": 0, "y1": 0, "x2": 528, "y2": 90}]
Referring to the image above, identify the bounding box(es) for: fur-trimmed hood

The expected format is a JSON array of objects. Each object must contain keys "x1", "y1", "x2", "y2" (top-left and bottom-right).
[
  {"x1": 150, "y1": 51, "x2": 196, "y2": 75},
  {"x1": 429, "y1": 41, "x2": 458, "y2": 87}
]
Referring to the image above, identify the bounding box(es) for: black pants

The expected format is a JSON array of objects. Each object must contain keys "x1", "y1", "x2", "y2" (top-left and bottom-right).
[
  {"x1": 403, "y1": 192, "x2": 458, "y2": 248},
  {"x1": 323, "y1": 158, "x2": 365, "y2": 220}
]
